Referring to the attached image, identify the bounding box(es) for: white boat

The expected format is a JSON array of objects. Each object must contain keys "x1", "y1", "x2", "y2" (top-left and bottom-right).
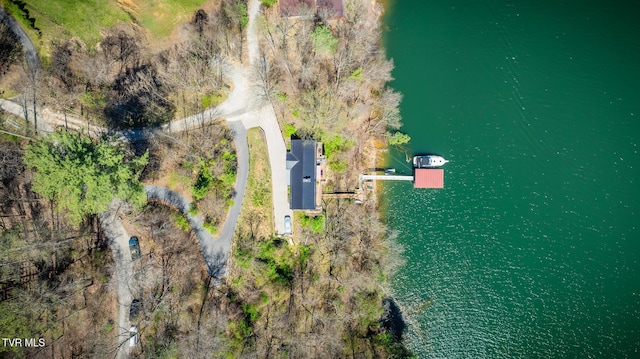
[{"x1": 413, "y1": 155, "x2": 449, "y2": 168}]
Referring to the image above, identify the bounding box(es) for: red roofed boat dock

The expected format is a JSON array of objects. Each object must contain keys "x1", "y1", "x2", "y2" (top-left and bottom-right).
[
  {"x1": 358, "y1": 168, "x2": 445, "y2": 189},
  {"x1": 413, "y1": 168, "x2": 444, "y2": 188},
  {"x1": 358, "y1": 154, "x2": 447, "y2": 190}
]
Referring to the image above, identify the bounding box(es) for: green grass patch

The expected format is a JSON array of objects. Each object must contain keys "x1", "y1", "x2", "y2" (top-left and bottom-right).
[
  {"x1": 231, "y1": 277, "x2": 244, "y2": 287},
  {"x1": 259, "y1": 291, "x2": 269, "y2": 305},
  {"x1": 167, "y1": 173, "x2": 178, "y2": 189},
  {"x1": 1, "y1": 0, "x2": 209, "y2": 58},
  {"x1": 237, "y1": 128, "x2": 273, "y2": 237},
  {"x1": 0, "y1": 88, "x2": 20, "y2": 99},
  {"x1": 323, "y1": 134, "x2": 352, "y2": 174},
  {"x1": 386, "y1": 131, "x2": 411, "y2": 146},
  {"x1": 2, "y1": 0, "x2": 130, "y2": 54},
  {"x1": 238, "y1": 3, "x2": 248, "y2": 30},
  {"x1": 298, "y1": 244, "x2": 312, "y2": 265},
  {"x1": 242, "y1": 302, "x2": 260, "y2": 323},
  {"x1": 233, "y1": 245, "x2": 253, "y2": 269},
  {"x1": 275, "y1": 92, "x2": 287, "y2": 102},
  {"x1": 0, "y1": 131, "x2": 24, "y2": 142},
  {"x1": 251, "y1": 179, "x2": 269, "y2": 206},
  {"x1": 137, "y1": 0, "x2": 208, "y2": 39}
]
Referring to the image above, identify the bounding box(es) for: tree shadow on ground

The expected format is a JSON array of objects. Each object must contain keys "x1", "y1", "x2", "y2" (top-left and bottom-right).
[{"x1": 103, "y1": 63, "x2": 175, "y2": 130}]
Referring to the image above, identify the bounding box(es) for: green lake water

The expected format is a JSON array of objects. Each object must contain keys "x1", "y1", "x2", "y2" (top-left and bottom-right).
[{"x1": 381, "y1": 1, "x2": 640, "y2": 357}]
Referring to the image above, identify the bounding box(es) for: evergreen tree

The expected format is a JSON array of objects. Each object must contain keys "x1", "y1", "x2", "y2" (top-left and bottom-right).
[{"x1": 24, "y1": 131, "x2": 148, "y2": 226}]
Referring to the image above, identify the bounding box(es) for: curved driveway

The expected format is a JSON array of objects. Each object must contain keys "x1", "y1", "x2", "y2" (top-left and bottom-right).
[
  {"x1": 144, "y1": 119, "x2": 248, "y2": 277},
  {"x1": 247, "y1": 0, "x2": 293, "y2": 234}
]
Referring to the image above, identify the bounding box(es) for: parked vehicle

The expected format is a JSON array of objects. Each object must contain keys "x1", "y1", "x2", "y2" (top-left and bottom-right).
[
  {"x1": 129, "y1": 236, "x2": 141, "y2": 260},
  {"x1": 129, "y1": 326, "x2": 138, "y2": 347},
  {"x1": 284, "y1": 215, "x2": 292, "y2": 235},
  {"x1": 130, "y1": 299, "x2": 141, "y2": 320}
]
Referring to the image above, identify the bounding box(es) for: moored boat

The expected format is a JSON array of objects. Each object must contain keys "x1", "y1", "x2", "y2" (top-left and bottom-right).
[{"x1": 413, "y1": 155, "x2": 449, "y2": 168}]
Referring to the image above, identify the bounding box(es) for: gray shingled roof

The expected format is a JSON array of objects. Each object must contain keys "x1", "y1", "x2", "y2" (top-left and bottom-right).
[{"x1": 289, "y1": 140, "x2": 316, "y2": 210}]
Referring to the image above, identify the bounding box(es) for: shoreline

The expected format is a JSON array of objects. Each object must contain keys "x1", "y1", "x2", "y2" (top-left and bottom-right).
[{"x1": 367, "y1": 0, "x2": 414, "y2": 352}]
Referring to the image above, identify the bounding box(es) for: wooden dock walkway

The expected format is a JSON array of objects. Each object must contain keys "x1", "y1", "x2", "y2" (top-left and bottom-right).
[
  {"x1": 359, "y1": 174, "x2": 414, "y2": 182},
  {"x1": 322, "y1": 192, "x2": 357, "y2": 199}
]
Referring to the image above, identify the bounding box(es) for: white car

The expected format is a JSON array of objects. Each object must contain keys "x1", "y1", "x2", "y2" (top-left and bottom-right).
[
  {"x1": 129, "y1": 326, "x2": 138, "y2": 347},
  {"x1": 284, "y1": 215, "x2": 292, "y2": 235}
]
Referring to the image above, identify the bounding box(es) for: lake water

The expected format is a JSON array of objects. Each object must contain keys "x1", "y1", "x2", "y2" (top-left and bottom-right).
[{"x1": 382, "y1": 1, "x2": 640, "y2": 357}]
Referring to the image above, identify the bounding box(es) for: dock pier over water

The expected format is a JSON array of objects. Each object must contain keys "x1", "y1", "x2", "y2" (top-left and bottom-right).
[{"x1": 359, "y1": 174, "x2": 414, "y2": 182}]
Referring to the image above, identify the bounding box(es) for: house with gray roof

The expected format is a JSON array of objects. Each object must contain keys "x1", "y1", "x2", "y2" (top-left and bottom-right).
[{"x1": 287, "y1": 140, "x2": 318, "y2": 210}]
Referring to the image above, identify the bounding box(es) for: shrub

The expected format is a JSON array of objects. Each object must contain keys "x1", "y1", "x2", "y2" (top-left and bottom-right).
[
  {"x1": 350, "y1": 68, "x2": 363, "y2": 80},
  {"x1": 299, "y1": 214, "x2": 325, "y2": 234},
  {"x1": 323, "y1": 134, "x2": 352, "y2": 159},
  {"x1": 329, "y1": 160, "x2": 347, "y2": 173},
  {"x1": 203, "y1": 222, "x2": 217, "y2": 235},
  {"x1": 260, "y1": 0, "x2": 278, "y2": 7},
  {"x1": 174, "y1": 213, "x2": 190, "y2": 232},
  {"x1": 192, "y1": 160, "x2": 213, "y2": 201},
  {"x1": 311, "y1": 25, "x2": 338, "y2": 54},
  {"x1": 284, "y1": 123, "x2": 296, "y2": 138}
]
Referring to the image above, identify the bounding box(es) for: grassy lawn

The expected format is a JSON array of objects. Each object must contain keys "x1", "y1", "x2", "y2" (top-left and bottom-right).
[
  {"x1": 137, "y1": 0, "x2": 208, "y2": 39},
  {"x1": 237, "y1": 128, "x2": 274, "y2": 239},
  {"x1": 1, "y1": 0, "x2": 209, "y2": 57},
  {"x1": 1, "y1": 0, "x2": 129, "y2": 55}
]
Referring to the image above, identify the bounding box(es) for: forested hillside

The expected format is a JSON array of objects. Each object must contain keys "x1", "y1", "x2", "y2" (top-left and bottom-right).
[{"x1": 0, "y1": 1, "x2": 412, "y2": 357}]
